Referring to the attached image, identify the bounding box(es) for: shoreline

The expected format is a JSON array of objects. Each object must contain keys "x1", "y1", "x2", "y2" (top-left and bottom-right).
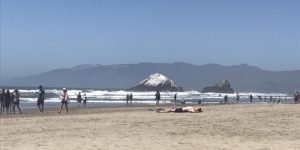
[{"x1": 0, "y1": 102, "x2": 296, "y2": 118}]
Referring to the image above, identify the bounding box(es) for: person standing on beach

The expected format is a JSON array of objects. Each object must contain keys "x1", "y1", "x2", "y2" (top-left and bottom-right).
[
  {"x1": 294, "y1": 92, "x2": 297, "y2": 104},
  {"x1": 129, "y1": 93, "x2": 133, "y2": 106},
  {"x1": 249, "y1": 94, "x2": 253, "y2": 103},
  {"x1": 13, "y1": 89, "x2": 22, "y2": 114},
  {"x1": 83, "y1": 94, "x2": 87, "y2": 107},
  {"x1": 59, "y1": 88, "x2": 69, "y2": 113},
  {"x1": 297, "y1": 91, "x2": 300, "y2": 103},
  {"x1": 77, "y1": 92, "x2": 82, "y2": 107},
  {"x1": 155, "y1": 91, "x2": 161, "y2": 106},
  {"x1": 4, "y1": 90, "x2": 11, "y2": 114},
  {"x1": 224, "y1": 95, "x2": 228, "y2": 104},
  {"x1": 174, "y1": 93, "x2": 177, "y2": 104},
  {"x1": 296, "y1": 91, "x2": 300, "y2": 104},
  {"x1": 270, "y1": 96, "x2": 273, "y2": 103},
  {"x1": 9, "y1": 92, "x2": 15, "y2": 114},
  {"x1": 126, "y1": 93, "x2": 130, "y2": 105},
  {"x1": 37, "y1": 85, "x2": 45, "y2": 113},
  {"x1": 236, "y1": 92, "x2": 240, "y2": 104},
  {"x1": 0, "y1": 89, "x2": 5, "y2": 113},
  {"x1": 294, "y1": 91, "x2": 299, "y2": 104}
]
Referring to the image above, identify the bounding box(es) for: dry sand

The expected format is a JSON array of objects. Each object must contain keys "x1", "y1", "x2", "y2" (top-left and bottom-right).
[{"x1": 1, "y1": 104, "x2": 300, "y2": 150}]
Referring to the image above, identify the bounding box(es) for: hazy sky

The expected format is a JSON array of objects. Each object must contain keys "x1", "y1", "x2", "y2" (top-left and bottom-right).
[{"x1": 1, "y1": 0, "x2": 299, "y2": 79}]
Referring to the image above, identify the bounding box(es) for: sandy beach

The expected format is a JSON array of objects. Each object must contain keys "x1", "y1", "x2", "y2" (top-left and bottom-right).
[{"x1": 1, "y1": 104, "x2": 300, "y2": 150}]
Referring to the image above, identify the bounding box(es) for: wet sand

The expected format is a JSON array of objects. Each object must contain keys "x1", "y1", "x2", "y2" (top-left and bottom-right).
[{"x1": 1, "y1": 104, "x2": 300, "y2": 150}]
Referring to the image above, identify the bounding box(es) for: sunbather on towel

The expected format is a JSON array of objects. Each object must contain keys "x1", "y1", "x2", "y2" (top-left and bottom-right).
[{"x1": 156, "y1": 106, "x2": 202, "y2": 113}]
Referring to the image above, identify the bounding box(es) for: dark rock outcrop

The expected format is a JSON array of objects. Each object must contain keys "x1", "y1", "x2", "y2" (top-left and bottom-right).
[
  {"x1": 201, "y1": 80, "x2": 234, "y2": 93},
  {"x1": 131, "y1": 73, "x2": 183, "y2": 91}
]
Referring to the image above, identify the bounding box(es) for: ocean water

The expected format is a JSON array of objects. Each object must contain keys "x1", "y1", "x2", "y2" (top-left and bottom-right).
[{"x1": 0, "y1": 87, "x2": 294, "y2": 109}]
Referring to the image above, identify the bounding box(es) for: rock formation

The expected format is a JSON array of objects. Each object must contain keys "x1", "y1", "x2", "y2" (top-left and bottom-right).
[
  {"x1": 131, "y1": 73, "x2": 183, "y2": 91},
  {"x1": 201, "y1": 80, "x2": 234, "y2": 93}
]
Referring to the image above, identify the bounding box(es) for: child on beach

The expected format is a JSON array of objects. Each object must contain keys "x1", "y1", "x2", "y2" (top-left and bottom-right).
[{"x1": 58, "y1": 88, "x2": 69, "y2": 113}]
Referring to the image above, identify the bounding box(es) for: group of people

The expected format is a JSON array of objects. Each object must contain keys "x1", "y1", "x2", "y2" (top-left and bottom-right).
[
  {"x1": 223, "y1": 92, "x2": 294, "y2": 104},
  {"x1": 56, "y1": 88, "x2": 89, "y2": 113},
  {"x1": 76, "y1": 92, "x2": 88, "y2": 107},
  {"x1": 125, "y1": 91, "x2": 161, "y2": 106},
  {"x1": 0, "y1": 89, "x2": 22, "y2": 114},
  {"x1": 36, "y1": 85, "x2": 69, "y2": 113},
  {"x1": 6, "y1": 86, "x2": 300, "y2": 114},
  {"x1": 126, "y1": 93, "x2": 133, "y2": 105},
  {"x1": 0, "y1": 85, "x2": 90, "y2": 115}
]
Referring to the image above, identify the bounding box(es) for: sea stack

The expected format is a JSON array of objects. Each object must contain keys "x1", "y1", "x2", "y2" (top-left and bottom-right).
[
  {"x1": 131, "y1": 73, "x2": 184, "y2": 91},
  {"x1": 201, "y1": 80, "x2": 234, "y2": 93}
]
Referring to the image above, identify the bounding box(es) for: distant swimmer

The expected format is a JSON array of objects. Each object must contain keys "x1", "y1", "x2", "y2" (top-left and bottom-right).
[
  {"x1": 58, "y1": 88, "x2": 69, "y2": 114},
  {"x1": 37, "y1": 85, "x2": 45, "y2": 113}
]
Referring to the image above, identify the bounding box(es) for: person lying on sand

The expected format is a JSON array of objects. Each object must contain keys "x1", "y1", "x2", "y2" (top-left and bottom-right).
[{"x1": 156, "y1": 106, "x2": 203, "y2": 113}]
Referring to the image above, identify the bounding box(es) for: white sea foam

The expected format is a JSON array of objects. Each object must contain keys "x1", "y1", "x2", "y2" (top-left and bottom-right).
[{"x1": 14, "y1": 88, "x2": 291, "y2": 104}]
